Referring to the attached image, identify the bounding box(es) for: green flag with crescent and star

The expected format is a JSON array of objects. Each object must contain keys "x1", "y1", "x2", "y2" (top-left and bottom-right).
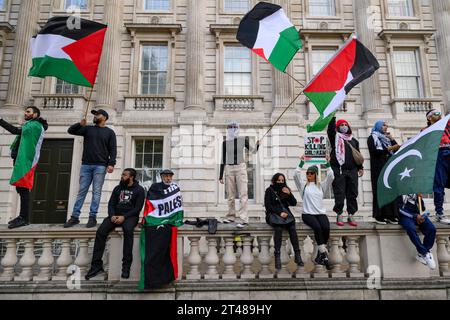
[{"x1": 377, "y1": 114, "x2": 450, "y2": 208}]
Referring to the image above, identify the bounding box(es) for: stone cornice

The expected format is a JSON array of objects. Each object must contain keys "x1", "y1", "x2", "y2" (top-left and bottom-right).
[{"x1": 125, "y1": 23, "x2": 182, "y2": 34}]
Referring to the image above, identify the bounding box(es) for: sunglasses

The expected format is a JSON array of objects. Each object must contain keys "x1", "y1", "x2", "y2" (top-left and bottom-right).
[
  {"x1": 432, "y1": 112, "x2": 442, "y2": 116},
  {"x1": 306, "y1": 172, "x2": 316, "y2": 175},
  {"x1": 227, "y1": 125, "x2": 238, "y2": 129}
]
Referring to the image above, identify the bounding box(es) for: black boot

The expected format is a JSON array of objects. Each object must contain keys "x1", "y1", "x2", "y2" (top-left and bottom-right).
[
  {"x1": 294, "y1": 250, "x2": 304, "y2": 267},
  {"x1": 322, "y1": 252, "x2": 331, "y2": 270},
  {"x1": 274, "y1": 252, "x2": 281, "y2": 270}
]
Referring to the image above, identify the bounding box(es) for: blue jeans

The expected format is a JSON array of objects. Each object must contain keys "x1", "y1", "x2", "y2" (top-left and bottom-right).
[
  {"x1": 71, "y1": 165, "x2": 107, "y2": 219},
  {"x1": 433, "y1": 148, "x2": 450, "y2": 216},
  {"x1": 399, "y1": 216, "x2": 436, "y2": 255}
]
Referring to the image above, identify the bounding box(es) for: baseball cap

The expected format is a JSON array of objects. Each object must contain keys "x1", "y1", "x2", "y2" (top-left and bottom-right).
[{"x1": 91, "y1": 109, "x2": 109, "y2": 120}]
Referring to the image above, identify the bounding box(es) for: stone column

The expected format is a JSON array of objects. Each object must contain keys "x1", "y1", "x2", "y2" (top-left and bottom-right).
[
  {"x1": 184, "y1": 0, "x2": 205, "y2": 111},
  {"x1": 354, "y1": 0, "x2": 383, "y2": 115},
  {"x1": 95, "y1": 0, "x2": 123, "y2": 116},
  {"x1": 4, "y1": 0, "x2": 40, "y2": 111},
  {"x1": 433, "y1": 0, "x2": 450, "y2": 113},
  {"x1": 272, "y1": 0, "x2": 295, "y2": 110}
]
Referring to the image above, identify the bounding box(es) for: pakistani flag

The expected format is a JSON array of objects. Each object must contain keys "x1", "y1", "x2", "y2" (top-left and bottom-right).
[
  {"x1": 10, "y1": 120, "x2": 45, "y2": 189},
  {"x1": 377, "y1": 115, "x2": 450, "y2": 208},
  {"x1": 236, "y1": 2, "x2": 302, "y2": 72},
  {"x1": 29, "y1": 17, "x2": 107, "y2": 87},
  {"x1": 304, "y1": 36, "x2": 379, "y2": 126}
]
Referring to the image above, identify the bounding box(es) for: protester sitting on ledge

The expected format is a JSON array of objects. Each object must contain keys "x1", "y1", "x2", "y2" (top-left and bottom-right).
[
  {"x1": 294, "y1": 154, "x2": 334, "y2": 270},
  {"x1": 264, "y1": 173, "x2": 303, "y2": 271},
  {"x1": 398, "y1": 193, "x2": 436, "y2": 270},
  {"x1": 85, "y1": 168, "x2": 145, "y2": 280}
]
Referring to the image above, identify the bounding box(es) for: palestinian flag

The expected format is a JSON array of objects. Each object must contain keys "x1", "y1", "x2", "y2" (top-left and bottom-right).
[
  {"x1": 304, "y1": 36, "x2": 379, "y2": 119},
  {"x1": 377, "y1": 115, "x2": 450, "y2": 208},
  {"x1": 139, "y1": 182, "x2": 183, "y2": 290},
  {"x1": 237, "y1": 2, "x2": 302, "y2": 72},
  {"x1": 10, "y1": 120, "x2": 45, "y2": 189},
  {"x1": 29, "y1": 16, "x2": 107, "y2": 87}
]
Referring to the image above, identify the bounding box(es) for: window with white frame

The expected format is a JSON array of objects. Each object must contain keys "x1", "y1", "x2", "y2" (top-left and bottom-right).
[
  {"x1": 311, "y1": 48, "x2": 337, "y2": 76},
  {"x1": 224, "y1": 45, "x2": 252, "y2": 95},
  {"x1": 309, "y1": 0, "x2": 336, "y2": 17},
  {"x1": 140, "y1": 44, "x2": 168, "y2": 95},
  {"x1": 223, "y1": 136, "x2": 256, "y2": 200},
  {"x1": 144, "y1": 0, "x2": 170, "y2": 11},
  {"x1": 394, "y1": 49, "x2": 423, "y2": 98},
  {"x1": 224, "y1": 0, "x2": 249, "y2": 12},
  {"x1": 134, "y1": 138, "x2": 164, "y2": 183},
  {"x1": 387, "y1": 0, "x2": 414, "y2": 17},
  {"x1": 55, "y1": 79, "x2": 80, "y2": 94},
  {"x1": 65, "y1": 0, "x2": 88, "y2": 10}
]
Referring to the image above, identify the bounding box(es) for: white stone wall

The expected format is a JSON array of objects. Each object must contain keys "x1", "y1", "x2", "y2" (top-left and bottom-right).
[{"x1": 0, "y1": 0, "x2": 449, "y2": 224}]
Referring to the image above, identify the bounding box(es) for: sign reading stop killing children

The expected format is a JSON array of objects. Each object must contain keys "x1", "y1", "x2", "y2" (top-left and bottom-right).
[{"x1": 304, "y1": 134, "x2": 328, "y2": 164}]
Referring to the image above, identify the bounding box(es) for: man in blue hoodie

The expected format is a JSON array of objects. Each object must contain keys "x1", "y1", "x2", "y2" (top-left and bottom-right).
[
  {"x1": 398, "y1": 194, "x2": 436, "y2": 270},
  {"x1": 85, "y1": 168, "x2": 145, "y2": 280}
]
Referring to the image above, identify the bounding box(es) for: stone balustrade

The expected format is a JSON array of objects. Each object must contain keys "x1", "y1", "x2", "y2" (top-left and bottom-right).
[
  {"x1": 32, "y1": 94, "x2": 89, "y2": 111},
  {"x1": 1, "y1": 223, "x2": 449, "y2": 284},
  {"x1": 390, "y1": 98, "x2": 442, "y2": 120}
]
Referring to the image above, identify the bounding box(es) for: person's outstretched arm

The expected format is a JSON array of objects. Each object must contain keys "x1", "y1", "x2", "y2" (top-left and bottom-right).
[{"x1": 0, "y1": 118, "x2": 21, "y2": 135}]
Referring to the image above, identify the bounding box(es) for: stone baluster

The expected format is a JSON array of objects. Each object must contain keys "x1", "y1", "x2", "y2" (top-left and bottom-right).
[
  {"x1": 204, "y1": 237, "x2": 220, "y2": 280},
  {"x1": 186, "y1": 237, "x2": 202, "y2": 280},
  {"x1": 74, "y1": 239, "x2": 91, "y2": 278},
  {"x1": 295, "y1": 237, "x2": 309, "y2": 279},
  {"x1": 311, "y1": 240, "x2": 328, "y2": 278},
  {"x1": 346, "y1": 237, "x2": 364, "y2": 277},
  {"x1": 277, "y1": 235, "x2": 291, "y2": 279},
  {"x1": 222, "y1": 237, "x2": 237, "y2": 280},
  {"x1": 15, "y1": 239, "x2": 36, "y2": 281},
  {"x1": 219, "y1": 238, "x2": 225, "y2": 256},
  {"x1": 34, "y1": 239, "x2": 55, "y2": 281},
  {"x1": 53, "y1": 239, "x2": 73, "y2": 280},
  {"x1": 240, "y1": 236, "x2": 255, "y2": 279},
  {"x1": 257, "y1": 236, "x2": 273, "y2": 279},
  {"x1": 252, "y1": 237, "x2": 259, "y2": 258},
  {"x1": 436, "y1": 236, "x2": 450, "y2": 277},
  {"x1": 235, "y1": 237, "x2": 243, "y2": 258},
  {"x1": 329, "y1": 237, "x2": 346, "y2": 278},
  {"x1": 0, "y1": 239, "x2": 18, "y2": 281}
]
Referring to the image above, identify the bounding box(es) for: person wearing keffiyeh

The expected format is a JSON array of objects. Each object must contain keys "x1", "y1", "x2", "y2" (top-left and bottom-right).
[
  {"x1": 367, "y1": 120, "x2": 401, "y2": 224},
  {"x1": 327, "y1": 117, "x2": 364, "y2": 227}
]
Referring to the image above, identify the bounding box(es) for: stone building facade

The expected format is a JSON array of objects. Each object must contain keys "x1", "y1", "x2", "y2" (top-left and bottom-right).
[{"x1": 0, "y1": 0, "x2": 449, "y2": 225}]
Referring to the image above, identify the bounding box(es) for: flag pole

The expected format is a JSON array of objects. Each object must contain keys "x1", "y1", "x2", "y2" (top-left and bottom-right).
[
  {"x1": 83, "y1": 86, "x2": 95, "y2": 120},
  {"x1": 418, "y1": 194, "x2": 423, "y2": 215}
]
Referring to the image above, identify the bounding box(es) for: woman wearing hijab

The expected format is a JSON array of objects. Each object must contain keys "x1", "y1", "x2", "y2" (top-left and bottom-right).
[
  {"x1": 294, "y1": 154, "x2": 334, "y2": 270},
  {"x1": 264, "y1": 173, "x2": 303, "y2": 270},
  {"x1": 327, "y1": 117, "x2": 364, "y2": 226},
  {"x1": 368, "y1": 120, "x2": 401, "y2": 224}
]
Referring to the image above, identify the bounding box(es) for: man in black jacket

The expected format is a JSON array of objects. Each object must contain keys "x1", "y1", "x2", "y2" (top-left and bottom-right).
[
  {"x1": 64, "y1": 109, "x2": 117, "y2": 228},
  {"x1": 0, "y1": 107, "x2": 48, "y2": 229},
  {"x1": 85, "y1": 168, "x2": 145, "y2": 280}
]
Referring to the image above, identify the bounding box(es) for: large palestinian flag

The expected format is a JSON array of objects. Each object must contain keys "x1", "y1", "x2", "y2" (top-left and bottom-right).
[
  {"x1": 139, "y1": 182, "x2": 183, "y2": 290},
  {"x1": 10, "y1": 120, "x2": 45, "y2": 189},
  {"x1": 304, "y1": 37, "x2": 379, "y2": 119},
  {"x1": 29, "y1": 17, "x2": 107, "y2": 87},
  {"x1": 237, "y1": 2, "x2": 302, "y2": 72}
]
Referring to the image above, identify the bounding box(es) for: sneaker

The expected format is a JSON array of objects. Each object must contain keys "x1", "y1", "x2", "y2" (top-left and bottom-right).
[
  {"x1": 85, "y1": 265, "x2": 104, "y2": 280},
  {"x1": 374, "y1": 218, "x2": 387, "y2": 225},
  {"x1": 347, "y1": 215, "x2": 358, "y2": 227},
  {"x1": 424, "y1": 252, "x2": 436, "y2": 270},
  {"x1": 8, "y1": 216, "x2": 28, "y2": 229},
  {"x1": 64, "y1": 217, "x2": 80, "y2": 228},
  {"x1": 121, "y1": 267, "x2": 130, "y2": 279},
  {"x1": 386, "y1": 218, "x2": 399, "y2": 225},
  {"x1": 436, "y1": 214, "x2": 450, "y2": 225},
  {"x1": 8, "y1": 216, "x2": 21, "y2": 225},
  {"x1": 86, "y1": 217, "x2": 97, "y2": 228},
  {"x1": 336, "y1": 214, "x2": 344, "y2": 226},
  {"x1": 236, "y1": 222, "x2": 248, "y2": 228},
  {"x1": 222, "y1": 218, "x2": 234, "y2": 224},
  {"x1": 321, "y1": 252, "x2": 332, "y2": 270},
  {"x1": 416, "y1": 253, "x2": 427, "y2": 266}
]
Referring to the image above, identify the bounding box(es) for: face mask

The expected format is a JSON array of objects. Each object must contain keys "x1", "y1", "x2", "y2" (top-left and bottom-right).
[
  {"x1": 227, "y1": 126, "x2": 239, "y2": 140},
  {"x1": 339, "y1": 126, "x2": 349, "y2": 134},
  {"x1": 274, "y1": 182, "x2": 285, "y2": 191}
]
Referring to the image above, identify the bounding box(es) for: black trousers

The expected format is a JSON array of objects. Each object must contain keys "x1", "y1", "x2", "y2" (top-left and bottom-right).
[
  {"x1": 16, "y1": 187, "x2": 30, "y2": 220},
  {"x1": 332, "y1": 168, "x2": 359, "y2": 215},
  {"x1": 302, "y1": 214, "x2": 330, "y2": 246},
  {"x1": 91, "y1": 216, "x2": 139, "y2": 269},
  {"x1": 273, "y1": 222, "x2": 300, "y2": 254}
]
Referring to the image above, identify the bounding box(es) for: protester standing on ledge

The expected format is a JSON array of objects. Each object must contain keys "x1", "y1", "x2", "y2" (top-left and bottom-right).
[{"x1": 64, "y1": 109, "x2": 117, "y2": 228}]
